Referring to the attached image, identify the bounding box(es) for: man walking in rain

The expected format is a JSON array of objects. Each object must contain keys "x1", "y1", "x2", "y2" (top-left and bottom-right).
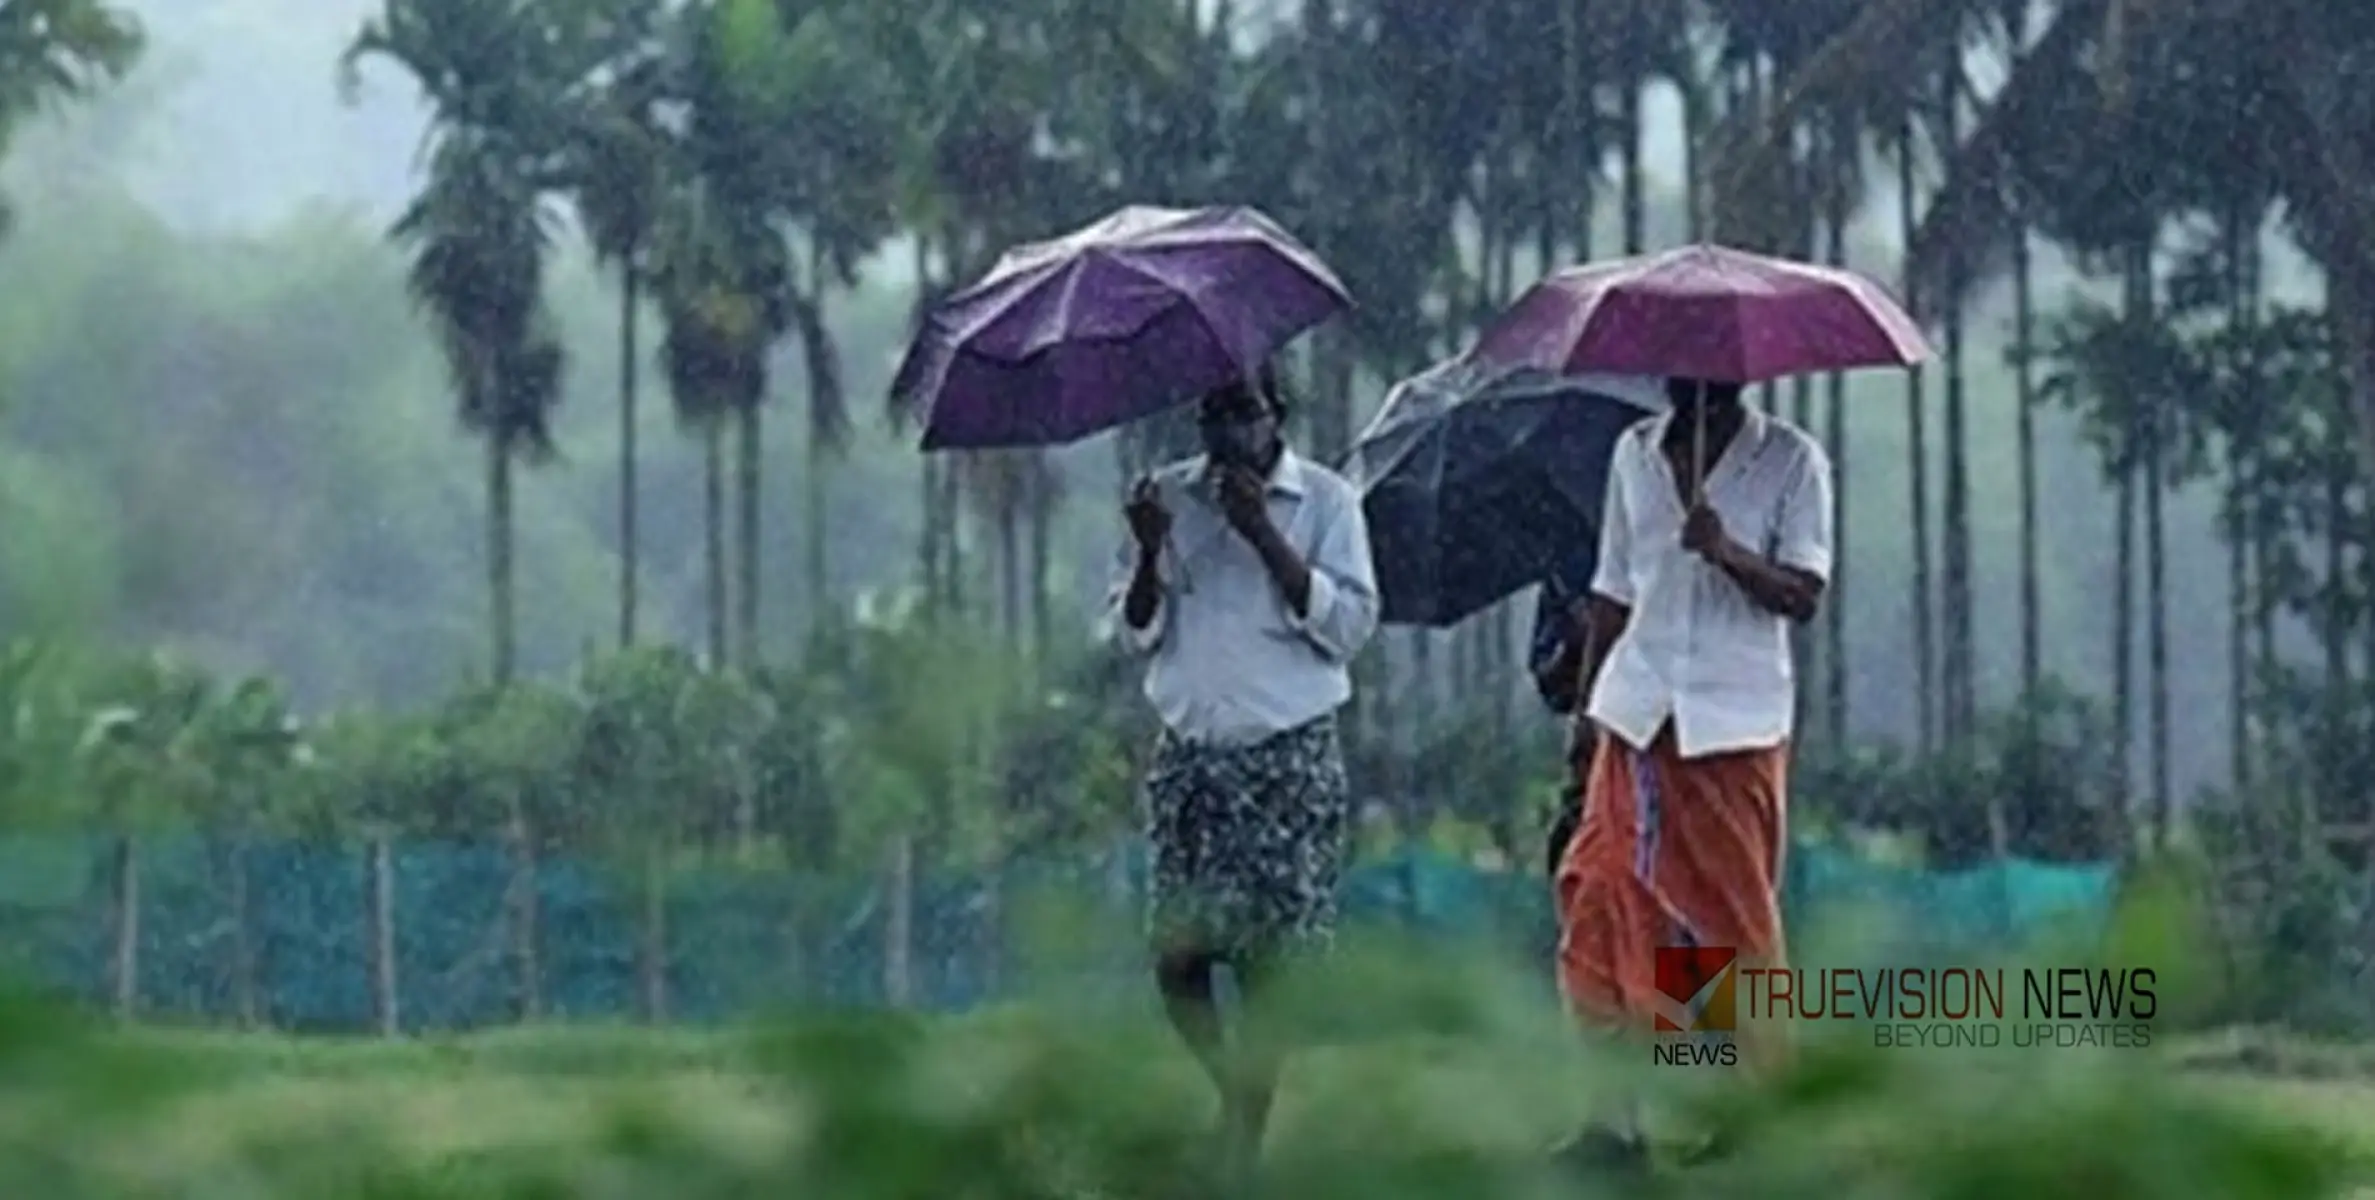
[
  {"x1": 1107, "y1": 367, "x2": 1380, "y2": 1182},
  {"x1": 1551, "y1": 376, "x2": 1832, "y2": 1171}
]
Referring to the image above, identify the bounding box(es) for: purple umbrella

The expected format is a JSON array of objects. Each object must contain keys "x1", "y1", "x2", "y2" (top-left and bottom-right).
[
  {"x1": 1466, "y1": 242, "x2": 1930, "y2": 383},
  {"x1": 1466, "y1": 243, "x2": 1931, "y2": 498},
  {"x1": 891, "y1": 205, "x2": 1352, "y2": 450}
]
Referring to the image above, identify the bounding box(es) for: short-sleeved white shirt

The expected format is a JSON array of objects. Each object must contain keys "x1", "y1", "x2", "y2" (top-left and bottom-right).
[{"x1": 1585, "y1": 408, "x2": 1834, "y2": 759}]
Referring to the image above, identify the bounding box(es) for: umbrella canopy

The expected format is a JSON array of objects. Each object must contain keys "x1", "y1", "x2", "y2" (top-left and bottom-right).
[
  {"x1": 890, "y1": 205, "x2": 1351, "y2": 451},
  {"x1": 1344, "y1": 359, "x2": 1664, "y2": 626},
  {"x1": 1466, "y1": 242, "x2": 1931, "y2": 382}
]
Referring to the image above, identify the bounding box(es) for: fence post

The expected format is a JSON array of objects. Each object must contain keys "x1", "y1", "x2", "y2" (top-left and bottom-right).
[
  {"x1": 109, "y1": 833, "x2": 138, "y2": 1021},
  {"x1": 367, "y1": 834, "x2": 398, "y2": 1037},
  {"x1": 884, "y1": 836, "x2": 914, "y2": 1007}
]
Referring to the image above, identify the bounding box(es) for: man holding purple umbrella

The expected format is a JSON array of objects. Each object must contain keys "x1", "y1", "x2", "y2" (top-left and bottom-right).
[{"x1": 1106, "y1": 365, "x2": 1379, "y2": 1181}]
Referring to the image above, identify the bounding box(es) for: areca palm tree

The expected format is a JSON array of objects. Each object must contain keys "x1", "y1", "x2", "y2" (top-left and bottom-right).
[
  {"x1": 1587, "y1": 0, "x2": 1690, "y2": 253},
  {"x1": 1699, "y1": 0, "x2": 1972, "y2": 751},
  {"x1": 568, "y1": 32, "x2": 670, "y2": 648},
  {"x1": 651, "y1": 173, "x2": 788, "y2": 669},
  {"x1": 1697, "y1": 0, "x2": 1873, "y2": 747},
  {"x1": 348, "y1": 0, "x2": 641, "y2": 681},
  {"x1": 1801, "y1": 2, "x2": 2275, "y2": 823},
  {"x1": 393, "y1": 134, "x2": 566, "y2": 685},
  {"x1": 878, "y1": 0, "x2": 1188, "y2": 632}
]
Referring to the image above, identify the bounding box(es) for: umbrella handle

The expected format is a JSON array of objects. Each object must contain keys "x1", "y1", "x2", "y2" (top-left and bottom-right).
[{"x1": 1692, "y1": 383, "x2": 1707, "y2": 504}]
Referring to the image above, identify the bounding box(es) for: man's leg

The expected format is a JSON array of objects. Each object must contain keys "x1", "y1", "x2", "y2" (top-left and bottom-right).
[
  {"x1": 1222, "y1": 948, "x2": 1286, "y2": 1167},
  {"x1": 1633, "y1": 735, "x2": 1792, "y2": 1167},
  {"x1": 1549, "y1": 736, "x2": 1654, "y2": 1173},
  {"x1": 1154, "y1": 946, "x2": 1233, "y2": 1108},
  {"x1": 1146, "y1": 736, "x2": 1240, "y2": 1139},
  {"x1": 1211, "y1": 717, "x2": 1349, "y2": 1183}
]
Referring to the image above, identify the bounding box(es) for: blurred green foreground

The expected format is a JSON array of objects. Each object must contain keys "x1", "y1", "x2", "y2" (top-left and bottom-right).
[{"x1": 1, "y1": 913, "x2": 2371, "y2": 1200}]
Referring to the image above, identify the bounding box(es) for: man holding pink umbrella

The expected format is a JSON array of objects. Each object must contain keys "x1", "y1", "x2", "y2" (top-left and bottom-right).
[
  {"x1": 1467, "y1": 243, "x2": 1928, "y2": 1173},
  {"x1": 1552, "y1": 373, "x2": 1831, "y2": 1169}
]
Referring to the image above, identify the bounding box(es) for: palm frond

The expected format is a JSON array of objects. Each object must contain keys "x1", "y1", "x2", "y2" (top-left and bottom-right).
[
  {"x1": 1900, "y1": 0, "x2": 2102, "y2": 316},
  {"x1": 0, "y1": 0, "x2": 142, "y2": 117}
]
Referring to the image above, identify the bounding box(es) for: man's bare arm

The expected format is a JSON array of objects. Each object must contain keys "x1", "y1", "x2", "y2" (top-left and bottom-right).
[
  {"x1": 1575, "y1": 593, "x2": 1630, "y2": 700},
  {"x1": 1709, "y1": 540, "x2": 1824, "y2": 623},
  {"x1": 1561, "y1": 593, "x2": 1631, "y2": 763}
]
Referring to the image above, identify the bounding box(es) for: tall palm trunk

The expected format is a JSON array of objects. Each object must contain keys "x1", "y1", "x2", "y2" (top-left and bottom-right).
[
  {"x1": 1620, "y1": 72, "x2": 1644, "y2": 253},
  {"x1": 912, "y1": 236, "x2": 943, "y2": 613},
  {"x1": 2145, "y1": 406, "x2": 2169, "y2": 844},
  {"x1": 1681, "y1": 75, "x2": 1708, "y2": 241},
  {"x1": 704, "y1": 420, "x2": 727, "y2": 667},
  {"x1": 2130, "y1": 235, "x2": 2171, "y2": 845},
  {"x1": 1898, "y1": 118, "x2": 1935, "y2": 751},
  {"x1": 1823, "y1": 125, "x2": 1850, "y2": 743},
  {"x1": 618, "y1": 269, "x2": 641, "y2": 647},
  {"x1": 2323, "y1": 461, "x2": 2349, "y2": 688},
  {"x1": 998, "y1": 496, "x2": 1023, "y2": 642},
  {"x1": 807, "y1": 430, "x2": 830, "y2": 624},
  {"x1": 1938, "y1": 65, "x2": 1973, "y2": 743},
  {"x1": 920, "y1": 456, "x2": 942, "y2": 609},
  {"x1": 1028, "y1": 490, "x2": 1052, "y2": 653},
  {"x1": 736, "y1": 404, "x2": 763, "y2": 667},
  {"x1": 2014, "y1": 227, "x2": 2039, "y2": 696},
  {"x1": 2224, "y1": 208, "x2": 2259, "y2": 786},
  {"x1": 2009, "y1": 9, "x2": 2041, "y2": 703},
  {"x1": 2112, "y1": 243, "x2": 2147, "y2": 840},
  {"x1": 937, "y1": 459, "x2": 967, "y2": 616},
  {"x1": 488, "y1": 436, "x2": 517, "y2": 684}
]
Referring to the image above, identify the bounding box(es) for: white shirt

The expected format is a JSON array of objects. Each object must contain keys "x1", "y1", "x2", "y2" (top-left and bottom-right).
[
  {"x1": 1586, "y1": 408, "x2": 1834, "y2": 758},
  {"x1": 1104, "y1": 449, "x2": 1380, "y2": 745}
]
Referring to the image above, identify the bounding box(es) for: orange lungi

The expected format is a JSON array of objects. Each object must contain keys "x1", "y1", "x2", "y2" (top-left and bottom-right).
[{"x1": 1554, "y1": 724, "x2": 1789, "y2": 1061}]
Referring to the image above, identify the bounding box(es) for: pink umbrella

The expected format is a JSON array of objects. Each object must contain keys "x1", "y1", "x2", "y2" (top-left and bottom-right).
[
  {"x1": 1467, "y1": 242, "x2": 1928, "y2": 381},
  {"x1": 1465, "y1": 243, "x2": 1931, "y2": 494}
]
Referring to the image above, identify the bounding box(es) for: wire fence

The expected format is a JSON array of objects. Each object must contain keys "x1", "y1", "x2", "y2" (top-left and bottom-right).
[{"x1": 0, "y1": 833, "x2": 2121, "y2": 1032}]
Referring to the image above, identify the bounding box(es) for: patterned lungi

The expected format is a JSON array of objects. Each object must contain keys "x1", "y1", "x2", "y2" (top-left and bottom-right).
[{"x1": 1144, "y1": 715, "x2": 1350, "y2": 960}]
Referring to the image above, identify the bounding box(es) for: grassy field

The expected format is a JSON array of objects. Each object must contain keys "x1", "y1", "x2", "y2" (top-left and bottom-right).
[{"x1": 1, "y1": 998, "x2": 2370, "y2": 1198}]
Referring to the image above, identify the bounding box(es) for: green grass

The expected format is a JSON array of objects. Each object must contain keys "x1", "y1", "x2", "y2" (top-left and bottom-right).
[
  {"x1": 5, "y1": 894, "x2": 2366, "y2": 1196},
  {"x1": 6, "y1": 991, "x2": 2374, "y2": 1198}
]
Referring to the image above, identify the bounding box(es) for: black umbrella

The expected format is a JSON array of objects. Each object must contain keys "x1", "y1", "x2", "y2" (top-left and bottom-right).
[{"x1": 1343, "y1": 360, "x2": 1662, "y2": 627}]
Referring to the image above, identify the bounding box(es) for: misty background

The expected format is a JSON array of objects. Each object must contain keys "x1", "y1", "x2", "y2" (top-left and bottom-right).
[{"x1": 0, "y1": 0, "x2": 2313, "y2": 803}]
